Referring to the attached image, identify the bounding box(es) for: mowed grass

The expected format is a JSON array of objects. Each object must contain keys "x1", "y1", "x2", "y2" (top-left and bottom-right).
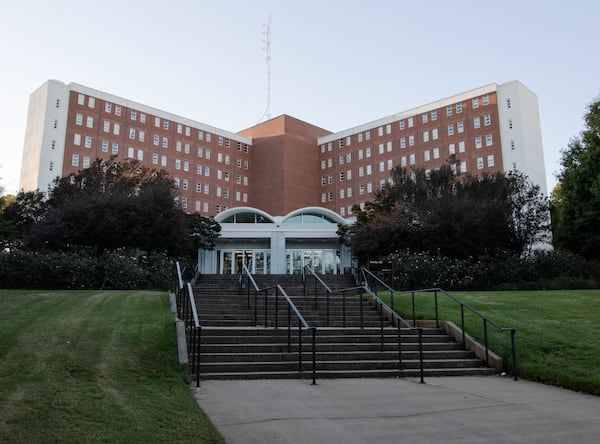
[
  {"x1": 0, "y1": 290, "x2": 223, "y2": 444},
  {"x1": 377, "y1": 289, "x2": 600, "y2": 395}
]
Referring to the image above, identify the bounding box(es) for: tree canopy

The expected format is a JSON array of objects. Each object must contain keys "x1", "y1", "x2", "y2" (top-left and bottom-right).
[
  {"x1": 341, "y1": 163, "x2": 549, "y2": 263},
  {"x1": 5, "y1": 157, "x2": 220, "y2": 256},
  {"x1": 551, "y1": 99, "x2": 600, "y2": 259}
]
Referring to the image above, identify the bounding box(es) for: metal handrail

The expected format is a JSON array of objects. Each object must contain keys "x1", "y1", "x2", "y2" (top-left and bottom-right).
[
  {"x1": 360, "y1": 266, "x2": 518, "y2": 380},
  {"x1": 303, "y1": 266, "x2": 333, "y2": 325},
  {"x1": 304, "y1": 266, "x2": 423, "y2": 381},
  {"x1": 240, "y1": 264, "x2": 317, "y2": 384}
]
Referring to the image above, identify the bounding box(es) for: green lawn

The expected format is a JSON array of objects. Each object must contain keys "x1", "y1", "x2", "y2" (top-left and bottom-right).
[
  {"x1": 0, "y1": 290, "x2": 224, "y2": 443},
  {"x1": 377, "y1": 289, "x2": 600, "y2": 395}
]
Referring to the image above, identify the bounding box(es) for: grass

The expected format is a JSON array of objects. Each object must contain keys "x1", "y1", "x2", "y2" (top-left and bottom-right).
[
  {"x1": 376, "y1": 289, "x2": 600, "y2": 395},
  {"x1": 0, "y1": 290, "x2": 224, "y2": 443}
]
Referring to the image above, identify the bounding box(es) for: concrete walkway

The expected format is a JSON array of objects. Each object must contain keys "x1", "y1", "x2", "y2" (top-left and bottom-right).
[{"x1": 192, "y1": 376, "x2": 600, "y2": 444}]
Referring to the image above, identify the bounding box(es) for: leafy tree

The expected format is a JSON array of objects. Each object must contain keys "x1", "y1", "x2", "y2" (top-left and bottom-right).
[
  {"x1": 0, "y1": 190, "x2": 47, "y2": 249},
  {"x1": 343, "y1": 162, "x2": 549, "y2": 263},
  {"x1": 551, "y1": 99, "x2": 600, "y2": 259},
  {"x1": 27, "y1": 157, "x2": 220, "y2": 256}
]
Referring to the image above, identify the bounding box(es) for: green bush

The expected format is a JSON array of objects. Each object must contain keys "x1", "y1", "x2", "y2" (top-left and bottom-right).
[
  {"x1": 383, "y1": 250, "x2": 600, "y2": 291},
  {"x1": 0, "y1": 248, "x2": 179, "y2": 290}
]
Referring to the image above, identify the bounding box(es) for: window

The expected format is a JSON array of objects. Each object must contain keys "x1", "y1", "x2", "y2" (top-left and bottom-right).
[
  {"x1": 218, "y1": 136, "x2": 223, "y2": 146},
  {"x1": 77, "y1": 94, "x2": 85, "y2": 105},
  {"x1": 486, "y1": 134, "x2": 493, "y2": 146},
  {"x1": 347, "y1": 169, "x2": 352, "y2": 180},
  {"x1": 423, "y1": 131, "x2": 429, "y2": 142},
  {"x1": 74, "y1": 133, "x2": 81, "y2": 146},
  {"x1": 206, "y1": 133, "x2": 211, "y2": 142},
  {"x1": 72, "y1": 154, "x2": 79, "y2": 166},
  {"x1": 346, "y1": 152, "x2": 352, "y2": 162},
  {"x1": 328, "y1": 158, "x2": 333, "y2": 168},
  {"x1": 328, "y1": 192, "x2": 333, "y2": 201},
  {"x1": 422, "y1": 113, "x2": 428, "y2": 124},
  {"x1": 131, "y1": 110, "x2": 137, "y2": 120},
  {"x1": 446, "y1": 105, "x2": 453, "y2": 116},
  {"x1": 456, "y1": 103, "x2": 463, "y2": 113},
  {"x1": 138, "y1": 130, "x2": 145, "y2": 142},
  {"x1": 424, "y1": 150, "x2": 431, "y2": 161},
  {"x1": 378, "y1": 144, "x2": 384, "y2": 155},
  {"x1": 472, "y1": 97, "x2": 479, "y2": 109},
  {"x1": 475, "y1": 136, "x2": 482, "y2": 149},
  {"x1": 177, "y1": 123, "x2": 183, "y2": 134},
  {"x1": 105, "y1": 102, "x2": 112, "y2": 113},
  {"x1": 197, "y1": 164, "x2": 203, "y2": 175},
  {"x1": 366, "y1": 165, "x2": 372, "y2": 175},
  {"x1": 408, "y1": 135, "x2": 415, "y2": 146},
  {"x1": 407, "y1": 117, "x2": 413, "y2": 128},
  {"x1": 113, "y1": 123, "x2": 120, "y2": 136},
  {"x1": 431, "y1": 110, "x2": 437, "y2": 121},
  {"x1": 185, "y1": 126, "x2": 191, "y2": 136},
  {"x1": 198, "y1": 130, "x2": 204, "y2": 140},
  {"x1": 175, "y1": 159, "x2": 181, "y2": 170},
  {"x1": 205, "y1": 166, "x2": 210, "y2": 176},
  {"x1": 433, "y1": 147, "x2": 440, "y2": 159},
  {"x1": 183, "y1": 179, "x2": 189, "y2": 190},
  {"x1": 365, "y1": 130, "x2": 371, "y2": 140},
  {"x1": 204, "y1": 202, "x2": 209, "y2": 212},
  {"x1": 183, "y1": 161, "x2": 189, "y2": 172},
  {"x1": 484, "y1": 113, "x2": 491, "y2": 126},
  {"x1": 340, "y1": 189, "x2": 345, "y2": 199},
  {"x1": 163, "y1": 120, "x2": 169, "y2": 130},
  {"x1": 137, "y1": 149, "x2": 144, "y2": 161},
  {"x1": 473, "y1": 116, "x2": 481, "y2": 129},
  {"x1": 103, "y1": 120, "x2": 110, "y2": 132},
  {"x1": 128, "y1": 147, "x2": 135, "y2": 158},
  {"x1": 487, "y1": 154, "x2": 495, "y2": 167},
  {"x1": 378, "y1": 127, "x2": 383, "y2": 136},
  {"x1": 366, "y1": 147, "x2": 371, "y2": 157},
  {"x1": 359, "y1": 184, "x2": 365, "y2": 195},
  {"x1": 155, "y1": 117, "x2": 161, "y2": 127},
  {"x1": 75, "y1": 113, "x2": 83, "y2": 125},
  {"x1": 196, "y1": 182, "x2": 202, "y2": 193},
  {"x1": 358, "y1": 132, "x2": 363, "y2": 143},
  {"x1": 88, "y1": 97, "x2": 95, "y2": 108},
  {"x1": 112, "y1": 143, "x2": 119, "y2": 155},
  {"x1": 339, "y1": 138, "x2": 344, "y2": 148},
  {"x1": 115, "y1": 105, "x2": 121, "y2": 116},
  {"x1": 84, "y1": 136, "x2": 92, "y2": 148},
  {"x1": 458, "y1": 141, "x2": 465, "y2": 152},
  {"x1": 140, "y1": 112, "x2": 146, "y2": 123},
  {"x1": 328, "y1": 175, "x2": 333, "y2": 184},
  {"x1": 432, "y1": 128, "x2": 439, "y2": 140},
  {"x1": 346, "y1": 136, "x2": 351, "y2": 146},
  {"x1": 400, "y1": 137, "x2": 406, "y2": 149},
  {"x1": 161, "y1": 155, "x2": 167, "y2": 167},
  {"x1": 385, "y1": 124, "x2": 391, "y2": 134},
  {"x1": 482, "y1": 94, "x2": 489, "y2": 105},
  {"x1": 102, "y1": 140, "x2": 109, "y2": 152},
  {"x1": 448, "y1": 143, "x2": 456, "y2": 155},
  {"x1": 399, "y1": 120, "x2": 405, "y2": 130},
  {"x1": 216, "y1": 170, "x2": 222, "y2": 180},
  {"x1": 460, "y1": 160, "x2": 467, "y2": 173},
  {"x1": 206, "y1": 149, "x2": 211, "y2": 160},
  {"x1": 339, "y1": 155, "x2": 345, "y2": 165},
  {"x1": 477, "y1": 157, "x2": 484, "y2": 170},
  {"x1": 379, "y1": 161, "x2": 385, "y2": 172},
  {"x1": 358, "y1": 149, "x2": 363, "y2": 160},
  {"x1": 447, "y1": 124, "x2": 454, "y2": 136},
  {"x1": 152, "y1": 153, "x2": 159, "y2": 164},
  {"x1": 162, "y1": 137, "x2": 168, "y2": 148},
  {"x1": 218, "y1": 152, "x2": 223, "y2": 163},
  {"x1": 153, "y1": 135, "x2": 159, "y2": 146},
  {"x1": 174, "y1": 178, "x2": 180, "y2": 189},
  {"x1": 340, "y1": 207, "x2": 345, "y2": 216},
  {"x1": 358, "y1": 166, "x2": 364, "y2": 177},
  {"x1": 457, "y1": 121, "x2": 464, "y2": 133},
  {"x1": 409, "y1": 153, "x2": 416, "y2": 165},
  {"x1": 196, "y1": 200, "x2": 201, "y2": 211},
  {"x1": 321, "y1": 160, "x2": 326, "y2": 170},
  {"x1": 204, "y1": 184, "x2": 210, "y2": 194},
  {"x1": 129, "y1": 128, "x2": 136, "y2": 139}
]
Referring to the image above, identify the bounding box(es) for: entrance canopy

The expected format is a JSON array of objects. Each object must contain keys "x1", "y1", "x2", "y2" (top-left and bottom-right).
[{"x1": 200, "y1": 206, "x2": 352, "y2": 274}]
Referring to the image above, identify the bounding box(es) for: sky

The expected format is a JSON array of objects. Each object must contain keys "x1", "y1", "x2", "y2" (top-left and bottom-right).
[{"x1": 1, "y1": 0, "x2": 598, "y2": 195}]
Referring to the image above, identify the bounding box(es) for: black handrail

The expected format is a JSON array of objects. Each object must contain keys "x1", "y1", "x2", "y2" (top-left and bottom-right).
[
  {"x1": 240, "y1": 264, "x2": 317, "y2": 384},
  {"x1": 303, "y1": 266, "x2": 333, "y2": 325},
  {"x1": 361, "y1": 267, "x2": 518, "y2": 380},
  {"x1": 304, "y1": 266, "x2": 424, "y2": 381}
]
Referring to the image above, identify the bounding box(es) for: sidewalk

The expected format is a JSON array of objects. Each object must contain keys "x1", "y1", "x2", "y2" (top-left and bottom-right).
[{"x1": 192, "y1": 376, "x2": 600, "y2": 444}]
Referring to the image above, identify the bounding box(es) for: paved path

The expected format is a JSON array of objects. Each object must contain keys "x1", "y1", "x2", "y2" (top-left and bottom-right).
[{"x1": 192, "y1": 376, "x2": 600, "y2": 444}]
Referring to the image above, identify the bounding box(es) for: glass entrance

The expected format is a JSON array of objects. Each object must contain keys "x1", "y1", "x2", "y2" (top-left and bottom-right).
[
  {"x1": 218, "y1": 250, "x2": 271, "y2": 274},
  {"x1": 285, "y1": 249, "x2": 339, "y2": 274}
]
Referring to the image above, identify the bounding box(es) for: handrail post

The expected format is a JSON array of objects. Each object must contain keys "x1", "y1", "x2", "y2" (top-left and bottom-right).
[
  {"x1": 360, "y1": 289, "x2": 364, "y2": 328},
  {"x1": 412, "y1": 291, "x2": 416, "y2": 327},
  {"x1": 434, "y1": 290, "x2": 439, "y2": 328},
  {"x1": 390, "y1": 288, "x2": 394, "y2": 312},
  {"x1": 298, "y1": 323, "x2": 303, "y2": 373},
  {"x1": 511, "y1": 329, "x2": 518, "y2": 381},
  {"x1": 397, "y1": 321, "x2": 402, "y2": 371},
  {"x1": 418, "y1": 328, "x2": 425, "y2": 384},
  {"x1": 380, "y1": 302, "x2": 384, "y2": 352},
  {"x1": 275, "y1": 287, "x2": 279, "y2": 328},
  {"x1": 313, "y1": 276, "x2": 318, "y2": 309},
  {"x1": 287, "y1": 304, "x2": 292, "y2": 352},
  {"x1": 254, "y1": 288, "x2": 258, "y2": 325},
  {"x1": 311, "y1": 327, "x2": 317, "y2": 385},
  {"x1": 461, "y1": 304, "x2": 466, "y2": 350},
  {"x1": 196, "y1": 326, "x2": 201, "y2": 387},
  {"x1": 484, "y1": 318, "x2": 489, "y2": 367},
  {"x1": 326, "y1": 289, "x2": 331, "y2": 327},
  {"x1": 342, "y1": 290, "x2": 346, "y2": 328},
  {"x1": 264, "y1": 288, "x2": 268, "y2": 327}
]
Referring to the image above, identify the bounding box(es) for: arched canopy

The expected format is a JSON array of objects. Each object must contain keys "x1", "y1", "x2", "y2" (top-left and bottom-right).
[
  {"x1": 215, "y1": 206, "x2": 276, "y2": 224},
  {"x1": 281, "y1": 207, "x2": 346, "y2": 225}
]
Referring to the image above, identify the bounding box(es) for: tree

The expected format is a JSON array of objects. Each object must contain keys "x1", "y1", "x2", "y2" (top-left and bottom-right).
[
  {"x1": 343, "y1": 162, "x2": 549, "y2": 263},
  {"x1": 27, "y1": 157, "x2": 220, "y2": 256},
  {"x1": 0, "y1": 190, "x2": 47, "y2": 249},
  {"x1": 551, "y1": 98, "x2": 600, "y2": 259}
]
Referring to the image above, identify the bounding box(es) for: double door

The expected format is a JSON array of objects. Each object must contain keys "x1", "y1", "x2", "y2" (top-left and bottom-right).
[{"x1": 220, "y1": 250, "x2": 270, "y2": 274}]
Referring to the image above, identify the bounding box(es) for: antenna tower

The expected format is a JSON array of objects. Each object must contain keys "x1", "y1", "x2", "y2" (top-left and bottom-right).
[{"x1": 260, "y1": 15, "x2": 272, "y2": 122}]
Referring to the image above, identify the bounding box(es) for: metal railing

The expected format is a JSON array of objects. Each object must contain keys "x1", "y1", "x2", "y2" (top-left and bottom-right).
[
  {"x1": 175, "y1": 263, "x2": 202, "y2": 387},
  {"x1": 240, "y1": 264, "x2": 318, "y2": 384},
  {"x1": 304, "y1": 265, "x2": 424, "y2": 382},
  {"x1": 361, "y1": 267, "x2": 518, "y2": 380}
]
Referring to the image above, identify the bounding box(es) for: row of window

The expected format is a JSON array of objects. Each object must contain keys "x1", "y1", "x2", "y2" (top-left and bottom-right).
[
  {"x1": 321, "y1": 94, "x2": 493, "y2": 152},
  {"x1": 76, "y1": 93, "x2": 250, "y2": 151}
]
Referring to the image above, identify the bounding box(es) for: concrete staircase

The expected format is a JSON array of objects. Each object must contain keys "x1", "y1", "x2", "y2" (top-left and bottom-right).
[{"x1": 189, "y1": 274, "x2": 498, "y2": 380}]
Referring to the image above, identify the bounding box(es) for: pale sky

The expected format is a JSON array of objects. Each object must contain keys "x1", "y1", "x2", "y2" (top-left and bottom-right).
[{"x1": 1, "y1": 0, "x2": 598, "y2": 195}]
